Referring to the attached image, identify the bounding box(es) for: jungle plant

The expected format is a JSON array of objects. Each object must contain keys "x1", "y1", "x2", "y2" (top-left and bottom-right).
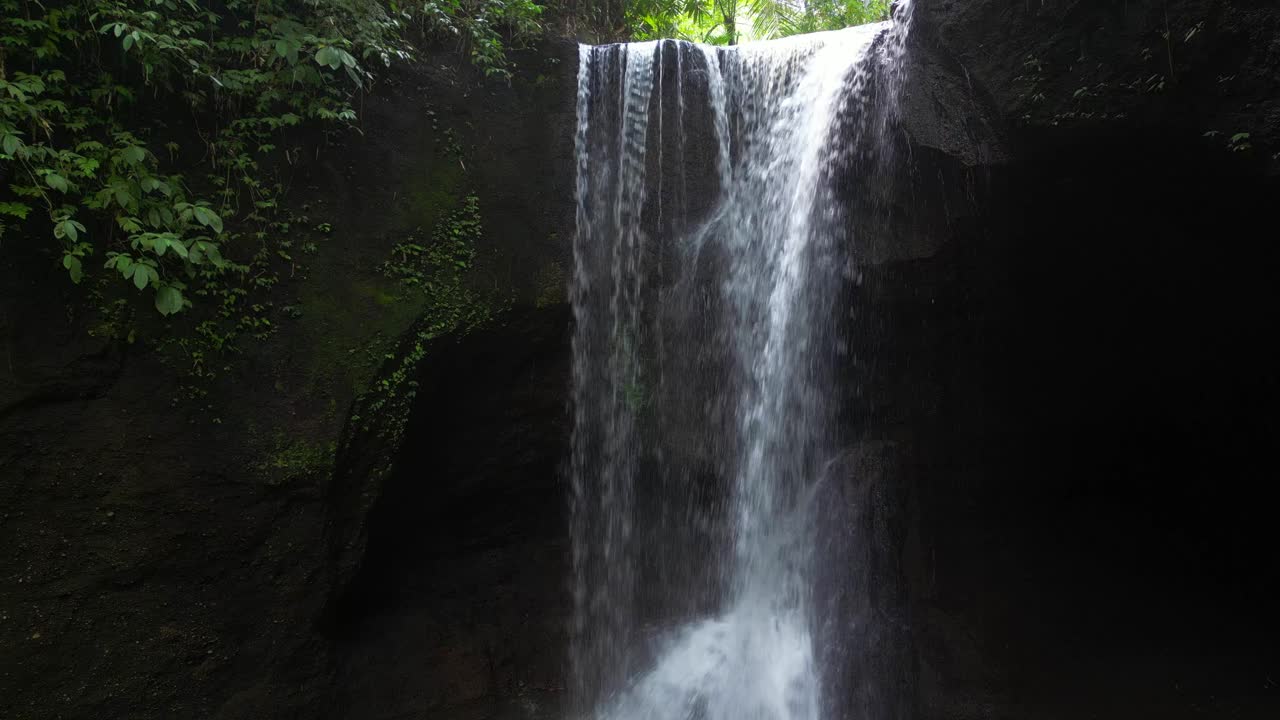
[
  {"x1": 627, "y1": 0, "x2": 889, "y2": 44},
  {"x1": 0, "y1": 0, "x2": 543, "y2": 322}
]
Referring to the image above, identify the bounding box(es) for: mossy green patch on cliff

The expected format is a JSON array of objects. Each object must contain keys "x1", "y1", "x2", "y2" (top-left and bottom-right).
[
  {"x1": 533, "y1": 255, "x2": 567, "y2": 308},
  {"x1": 295, "y1": 271, "x2": 426, "y2": 403},
  {"x1": 404, "y1": 155, "x2": 467, "y2": 230},
  {"x1": 135, "y1": 105, "x2": 477, "y2": 427},
  {"x1": 286, "y1": 121, "x2": 478, "y2": 407},
  {"x1": 349, "y1": 193, "x2": 509, "y2": 446},
  {"x1": 258, "y1": 434, "x2": 338, "y2": 487}
]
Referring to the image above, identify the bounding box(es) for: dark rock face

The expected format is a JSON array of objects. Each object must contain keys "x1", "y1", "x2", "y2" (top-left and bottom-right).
[
  {"x1": 0, "y1": 41, "x2": 579, "y2": 719},
  {"x1": 855, "y1": 134, "x2": 1280, "y2": 719},
  {"x1": 858, "y1": 2, "x2": 1280, "y2": 716},
  {"x1": 0, "y1": 260, "x2": 338, "y2": 718},
  {"x1": 912, "y1": 0, "x2": 1279, "y2": 169},
  {"x1": 329, "y1": 307, "x2": 572, "y2": 720}
]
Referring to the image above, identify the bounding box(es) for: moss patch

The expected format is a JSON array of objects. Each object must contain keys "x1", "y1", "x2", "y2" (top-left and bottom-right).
[
  {"x1": 350, "y1": 194, "x2": 507, "y2": 445},
  {"x1": 533, "y1": 256, "x2": 567, "y2": 308},
  {"x1": 288, "y1": 123, "x2": 474, "y2": 408},
  {"x1": 258, "y1": 434, "x2": 338, "y2": 487}
]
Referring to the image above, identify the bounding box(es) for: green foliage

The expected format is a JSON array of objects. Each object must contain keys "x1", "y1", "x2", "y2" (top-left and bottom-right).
[
  {"x1": 259, "y1": 433, "x2": 337, "y2": 486},
  {"x1": 380, "y1": 194, "x2": 482, "y2": 289},
  {"x1": 1227, "y1": 132, "x2": 1252, "y2": 153},
  {"x1": 1205, "y1": 130, "x2": 1253, "y2": 153},
  {"x1": 355, "y1": 192, "x2": 501, "y2": 443},
  {"x1": 0, "y1": 0, "x2": 542, "y2": 324},
  {"x1": 419, "y1": 0, "x2": 545, "y2": 76},
  {"x1": 627, "y1": 0, "x2": 888, "y2": 44},
  {"x1": 2, "y1": 0, "x2": 376, "y2": 316}
]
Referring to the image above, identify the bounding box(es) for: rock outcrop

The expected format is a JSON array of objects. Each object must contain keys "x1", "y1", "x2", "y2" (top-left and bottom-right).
[{"x1": 859, "y1": 2, "x2": 1280, "y2": 717}]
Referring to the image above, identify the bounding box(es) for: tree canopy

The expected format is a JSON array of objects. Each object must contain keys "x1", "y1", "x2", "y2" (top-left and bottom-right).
[
  {"x1": 0, "y1": 0, "x2": 543, "y2": 319},
  {"x1": 626, "y1": 0, "x2": 890, "y2": 45}
]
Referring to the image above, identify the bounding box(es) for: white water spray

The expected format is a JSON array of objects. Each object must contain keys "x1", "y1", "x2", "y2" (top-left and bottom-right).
[{"x1": 571, "y1": 8, "x2": 914, "y2": 720}]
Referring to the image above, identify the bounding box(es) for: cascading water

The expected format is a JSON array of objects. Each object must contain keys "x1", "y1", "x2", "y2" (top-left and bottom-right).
[{"x1": 571, "y1": 7, "x2": 913, "y2": 720}]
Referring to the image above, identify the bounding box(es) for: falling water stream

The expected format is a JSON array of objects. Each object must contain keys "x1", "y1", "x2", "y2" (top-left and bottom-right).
[{"x1": 571, "y1": 8, "x2": 912, "y2": 720}]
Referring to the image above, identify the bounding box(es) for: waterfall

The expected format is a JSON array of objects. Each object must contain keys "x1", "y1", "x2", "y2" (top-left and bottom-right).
[{"x1": 571, "y1": 8, "x2": 914, "y2": 720}]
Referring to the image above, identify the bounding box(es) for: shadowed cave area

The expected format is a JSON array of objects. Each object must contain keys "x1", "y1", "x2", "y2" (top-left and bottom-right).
[
  {"x1": 856, "y1": 127, "x2": 1280, "y2": 718},
  {"x1": 329, "y1": 307, "x2": 573, "y2": 720}
]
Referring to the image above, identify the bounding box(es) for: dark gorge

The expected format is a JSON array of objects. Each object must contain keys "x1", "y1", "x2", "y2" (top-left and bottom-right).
[{"x1": 2, "y1": 1, "x2": 1278, "y2": 719}]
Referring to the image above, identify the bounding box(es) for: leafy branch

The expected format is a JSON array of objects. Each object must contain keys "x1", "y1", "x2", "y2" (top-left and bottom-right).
[{"x1": 0, "y1": 0, "x2": 543, "y2": 321}]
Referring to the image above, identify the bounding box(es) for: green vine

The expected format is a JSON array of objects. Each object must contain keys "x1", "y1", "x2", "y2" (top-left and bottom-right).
[{"x1": 353, "y1": 192, "x2": 502, "y2": 443}]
